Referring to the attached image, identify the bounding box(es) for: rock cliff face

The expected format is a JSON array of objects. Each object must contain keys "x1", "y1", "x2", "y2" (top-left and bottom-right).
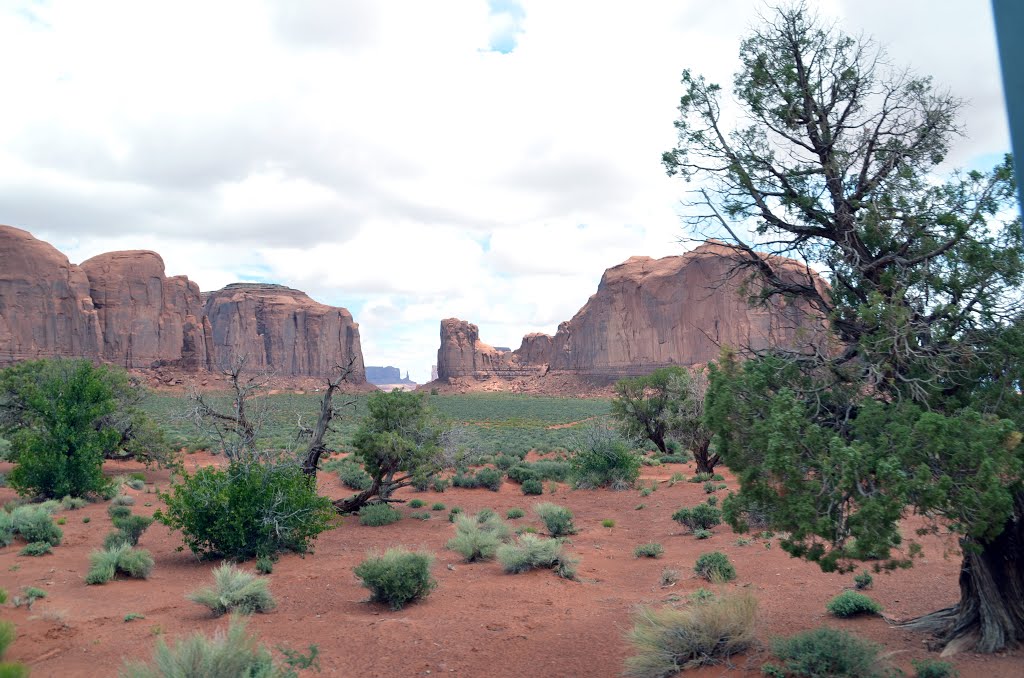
[
  {"x1": 0, "y1": 225, "x2": 102, "y2": 362},
  {"x1": 437, "y1": 242, "x2": 826, "y2": 382},
  {"x1": 80, "y1": 250, "x2": 210, "y2": 369},
  {"x1": 203, "y1": 283, "x2": 366, "y2": 380},
  {"x1": 0, "y1": 225, "x2": 366, "y2": 381}
]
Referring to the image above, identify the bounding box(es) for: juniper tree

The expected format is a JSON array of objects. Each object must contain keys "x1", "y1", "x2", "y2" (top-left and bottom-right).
[{"x1": 664, "y1": 3, "x2": 1023, "y2": 653}]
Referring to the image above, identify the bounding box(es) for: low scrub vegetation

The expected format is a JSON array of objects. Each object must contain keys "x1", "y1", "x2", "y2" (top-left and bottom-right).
[
  {"x1": 121, "y1": 615, "x2": 301, "y2": 678},
  {"x1": 764, "y1": 626, "x2": 892, "y2": 678},
  {"x1": 568, "y1": 425, "x2": 641, "y2": 489},
  {"x1": 671, "y1": 502, "x2": 722, "y2": 533},
  {"x1": 534, "y1": 502, "x2": 576, "y2": 537},
  {"x1": 9, "y1": 505, "x2": 63, "y2": 546},
  {"x1": 359, "y1": 503, "x2": 402, "y2": 526},
  {"x1": 18, "y1": 541, "x2": 52, "y2": 556},
  {"x1": 188, "y1": 563, "x2": 276, "y2": 616},
  {"x1": 85, "y1": 543, "x2": 154, "y2": 584},
  {"x1": 623, "y1": 592, "x2": 757, "y2": 677},
  {"x1": 633, "y1": 543, "x2": 664, "y2": 559},
  {"x1": 446, "y1": 511, "x2": 512, "y2": 562},
  {"x1": 496, "y1": 534, "x2": 577, "y2": 579},
  {"x1": 157, "y1": 460, "x2": 334, "y2": 560},
  {"x1": 353, "y1": 549, "x2": 436, "y2": 610},
  {"x1": 693, "y1": 551, "x2": 736, "y2": 582},
  {"x1": 826, "y1": 590, "x2": 883, "y2": 618}
]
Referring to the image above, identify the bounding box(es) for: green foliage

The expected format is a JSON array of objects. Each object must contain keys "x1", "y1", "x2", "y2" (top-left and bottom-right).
[
  {"x1": 474, "y1": 467, "x2": 503, "y2": 491},
  {"x1": 323, "y1": 458, "x2": 372, "y2": 491},
  {"x1": 353, "y1": 548, "x2": 435, "y2": 610},
  {"x1": 506, "y1": 460, "x2": 572, "y2": 484},
  {"x1": 659, "y1": 568, "x2": 680, "y2": 587},
  {"x1": 446, "y1": 511, "x2": 512, "y2": 562},
  {"x1": 602, "y1": 519, "x2": 615, "y2": 528},
  {"x1": 534, "y1": 502, "x2": 576, "y2": 537},
  {"x1": 854, "y1": 571, "x2": 873, "y2": 590},
  {"x1": 0, "y1": 621, "x2": 14, "y2": 657},
  {"x1": 431, "y1": 502, "x2": 446, "y2": 511},
  {"x1": 769, "y1": 627, "x2": 890, "y2": 677},
  {"x1": 672, "y1": 503, "x2": 722, "y2": 532},
  {"x1": 127, "y1": 479, "x2": 145, "y2": 491},
  {"x1": 108, "y1": 505, "x2": 133, "y2": 520},
  {"x1": 358, "y1": 503, "x2": 402, "y2": 527},
  {"x1": 120, "y1": 615, "x2": 298, "y2": 678},
  {"x1": 124, "y1": 613, "x2": 145, "y2": 622},
  {"x1": 156, "y1": 460, "x2": 334, "y2": 560},
  {"x1": 10, "y1": 505, "x2": 63, "y2": 545},
  {"x1": 693, "y1": 529, "x2": 713, "y2": 540},
  {"x1": 112, "y1": 514, "x2": 154, "y2": 546},
  {"x1": 111, "y1": 494, "x2": 136, "y2": 506},
  {"x1": 60, "y1": 496, "x2": 87, "y2": 510},
  {"x1": 504, "y1": 507, "x2": 524, "y2": 519},
  {"x1": 410, "y1": 511, "x2": 431, "y2": 520},
  {"x1": 12, "y1": 587, "x2": 46, "y2": 609},
  {"x1": 0, "y1": 589, "x2": 6, "y2": 605},
  {"x1": 633, "y1": 543, "x2": 664, "y2": 559},
  {"x1": 623, "y1": 593, "x2": 758, "y2": 677},
  {"x1": 18, "y1": 541, "x2": 52, "y2": 556},
  {"x1": 408, "y1": 499, "x2": 425, "y2": 509},
  {"x1": 189, "y1": 563, "x2": 276, "y2": 616},
  {"x1": 911, "y1": 659, "x2": 958, "y2": 678},
  {"x1": 827, "y1": 591, "x2": 882, "y2": 618},
  {"x1": 431, "y1": 476, "x2": 450, "y2": 493},
  {"x1": 86, "y1": 543, "x2": 154, "y2": 584},
  {"x1": 612, "y1": 367, "x2": 702, "y2": 456},
  {"x1": 255, "y1": 556, "x2": 274, "y2": 575},
  {"x1": 568, "y1": 425, "x2": 641, "y2": 489},
  {"x1": 496, "y1": 533, "x2": 576, "y2": 578},
  {"x1": 694, "y1": 552, "x2": 736, "y2": 582},
  {"x1": 521, "y1": 478, "x2": 543, "y2": 495}
]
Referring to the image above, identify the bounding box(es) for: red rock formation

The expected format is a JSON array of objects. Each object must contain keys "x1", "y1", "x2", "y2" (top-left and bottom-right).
[
  {"x1": 80, "y1": 250, "x2": 210, "y2": 369},
  {"x1": 204, "y1": 283, "x2": 366, "y2": 380},
  {"x1": 0, "y1": 225, "x2": 102, "y2": 362},
  {"x1": 436, "y1": 242, "x2": 826, "y2": 382}
]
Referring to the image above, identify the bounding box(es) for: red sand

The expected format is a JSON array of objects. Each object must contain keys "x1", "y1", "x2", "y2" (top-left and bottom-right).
[{"x1": 1, "y1": 454, "x2": 1020, "y2": 677}]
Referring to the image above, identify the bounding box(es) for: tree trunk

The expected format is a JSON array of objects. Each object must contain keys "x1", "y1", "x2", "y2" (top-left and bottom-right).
[
  {"x1": 332, "y1": 478, "x2": 381, "y2": 514},
  {"x1": 693, "y1": 438, "x2": 719, "y2": 475},
  {"x1": 899, "y1": 493, "x2": 1024, "y2": 654}
]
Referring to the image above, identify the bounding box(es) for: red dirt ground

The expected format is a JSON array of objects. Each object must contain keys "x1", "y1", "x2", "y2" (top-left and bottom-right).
[{"x1": 1, "y1": 454, "x2": 1021, "y2": 678}]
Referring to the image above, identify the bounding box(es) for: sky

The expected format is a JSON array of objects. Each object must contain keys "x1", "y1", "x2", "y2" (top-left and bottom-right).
[{"x1": 0, "y1": 0, "x2": 1010, "y2": 383}]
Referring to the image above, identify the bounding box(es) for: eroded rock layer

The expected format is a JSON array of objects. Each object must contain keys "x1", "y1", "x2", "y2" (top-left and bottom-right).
[
  {"x1": 0, "y1": 225, "x2": 102, "y2": 362},
  {"x1": 204, "y1": 283, "x2": 366, "y2": 380},
  {"x1": 437, "y1": 241, "x2": 826, "y2": 382},
  {"x1": 0, "y1": 225, "x2": 366, "y2": 381}
]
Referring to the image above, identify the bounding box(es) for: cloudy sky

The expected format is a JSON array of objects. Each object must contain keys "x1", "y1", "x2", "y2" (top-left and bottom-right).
[{"x1": 0, "y1": 0, "x2": 1010, "y2": 382}]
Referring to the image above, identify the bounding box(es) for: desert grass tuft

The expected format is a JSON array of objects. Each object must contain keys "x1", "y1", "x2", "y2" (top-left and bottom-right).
[{"x1": 188, "y1": 563, "x2": 276, "y2": 616}]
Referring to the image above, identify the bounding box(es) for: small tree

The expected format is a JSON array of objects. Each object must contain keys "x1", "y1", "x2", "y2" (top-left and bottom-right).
[
  {"x1": 611, "y1": 366, "x2": 717, "y2": 473},
  {"x1": 336, "y1": 390, "x2": 465, "y2": 513},
  {"x1": 1, "y1": 359, "x2": 119, "y2": 498}
]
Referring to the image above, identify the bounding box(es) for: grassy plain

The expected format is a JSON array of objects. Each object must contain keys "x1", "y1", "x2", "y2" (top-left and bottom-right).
[{"x1": 141, "y1": 390, "x2": 613, "y2": 457}]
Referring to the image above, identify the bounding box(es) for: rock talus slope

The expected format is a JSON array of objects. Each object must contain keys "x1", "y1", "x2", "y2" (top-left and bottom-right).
[{"x1": 437, "y1": 241, "x2": 826, "y2": 383}]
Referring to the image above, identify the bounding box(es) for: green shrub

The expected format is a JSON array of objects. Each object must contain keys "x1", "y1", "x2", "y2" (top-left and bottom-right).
[
  {"x1": 639, "y1": 487, "x2": 653, "y2": 497},
  {"x1": 337, "y1": 462, "x2": 372, "y2": 491},
  {"x1": 408, "y1": 499, "x2": 425, "y2": 509},
  {"x1": 446, "y1": 512, "x2": 512, "y2": 562},
  {"x1": 633, "y1": 543, "x2": 664, "y2": 558},
  {"x1": 694, "y1": 528, "x2": 713, "y2": 540},
  {"x1": 411, "y1": 511, "x2": 431, "y2": 520},
  {"x1": 496, "y1": 533, "x2": 577, "y2": 578},
  {"x1": 431, "y1": 502, "x2": 446, "y2": 511},
  {"x1": 447, "y1": 507, "x2": 463, "y2": 522},
  {"x1": 474, "y1": 468, "x2": 503, "y2": 491},
  {"x1": 0, "y1": 589, "x2": 6, "y2": 605},
  {"x1": 451, "y1": 471, "x2": 480, "y2": 489},
  {"x1": 506, "y1": 508, "x2": 525, "y2": 519},
  {"x1": 0, "y1": 620, "x2": 14, "y2": 656},
  {"x1": 602, "y1": 519, "x2": 616, "y2": 528},
  {"x1": 694, "y1": 551, "x2": 736, "y2": 582},
  {"x1": 353, "y1": 549, "x2": 435, "y2": 610},
  {"x1": 104, "y1": 530, "x2": 131, "y2": 550},
  {"x1": 854, "y1": 570, "x2": 874, "y2": 590},
  {"x1": 127, "y1": 479, "x2": 145, "y2": 491},
  {"x1": 19, "y1": 541, "x2": 52, "y2": 556},
  {"x1": 660, "y1": 568, "x2": 680, "y2": 587},
  {"x1": 255, "y1": 556, "x2": 274, "y2": 575},
  {"x1": 827, "y1": 591, "x2": 882, "y2": 618},
  {"x1": 534, "y1": 502, "x2": 576, "y2": 537},
  {"x1": 912, "y1": 659, "x2": 959, "y2": 678},
  {"x1": 569, "y1": 432, "x2": 641, "y2": 489},
  {"x1": 431, "y1": 477, "x2": 450, "y2": 493},
  {"x1": 120, "y1": 615, "x2": 295, "y2": 678},
  {"x1": 359, "y1": 503, "x2": 402, "y2": 527},
  {"x1": 156, "y1": 461, "x2": 334, "y2": 560},
  {"x1": 108, "y1": 504, "x2": 133, "y2": 520},
  {"x1": 659, "y1": 454, "x2": 691, "y2": 464},
  {"x1": 703, "y1": 481, "x2": 717, "y2": 494},
  {"x1": 10, "y1": 506, "x2": 63, "y2": 546},
  {"x1": 111, "y1": 494, "x2": 136, "y2": 506},
  {"x1": 123, "y1": 613, "x2": 145, "y2": 622},
  {"x1": 12, "y1": 587, "x2": 46, "y2": 609},
  {"x1": 60, "y1": 496, "x2": 88, "y2": 510},
  {"x1": 706, "y1": 495, "x2": 718, "y2": 507},
  {"x1": 672, "y1": 503, "x2": 722, "y2": 532},
  {"x1": 86, "y1": 543, "x2": 154, "y2": 584},
  {"x1": 521, "y1": 478, "x2": 543, "y2": 495},
  {"x1": 624, "y1": 592, "x2": 757, "y2": 677},
  {"x1": 770, "y1": 627, "x2": 888, "y2": 678},
  {"x1": 689, "y1": 472, "x2": 713, "y2": 483},
  {"x1": 112, "y1": 514, "x2": 154, "y2": 546},
  {"x1": 495, "y1": 454, "x2": 519, "y2": 471},
  {"x1": 0, "y1": 512, "x2": 13, "y2": 547},
  {"x1": 189, "y1": 563, "x2": 276, "y2": 616}
]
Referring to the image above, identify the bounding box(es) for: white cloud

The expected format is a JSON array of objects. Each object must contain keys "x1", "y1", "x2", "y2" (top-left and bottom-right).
[{"x1": 0, "y1": 0, "x2": 1010, "y2": 383}]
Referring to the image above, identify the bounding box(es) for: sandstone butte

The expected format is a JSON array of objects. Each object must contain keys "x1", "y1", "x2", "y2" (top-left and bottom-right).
[
  {"x1": 436, "y1": 241, "x2": 828, "y2": 384},
  {"x1": 0, "y1": 224, "x2": 366, "y2": 382}
]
